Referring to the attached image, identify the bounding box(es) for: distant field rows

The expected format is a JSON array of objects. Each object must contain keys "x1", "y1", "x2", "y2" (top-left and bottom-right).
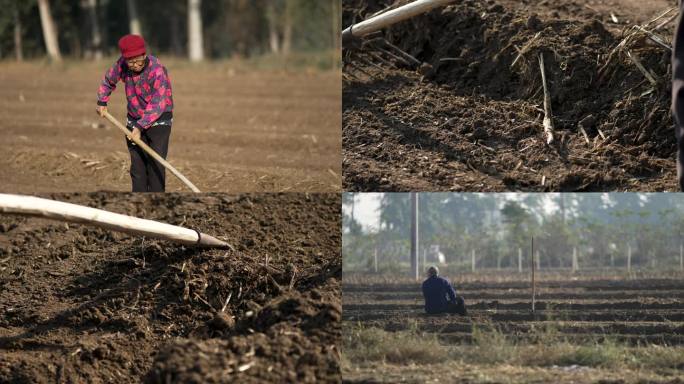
[
  {"x1": 344, "y1": 301, "x2": 684, "y2": 311},
  {"x1": 344, "y1": 309, "x2": 684, "y2": 322},
  {"x1": 343, "y1": 279, "x2": 684, "y2": 292},
  {"x1": 344, "y1": 277, "x2": 684, "y2": 352},
  {"x1": 344, "y1": 290, "x2": 684, "y2": 301}
]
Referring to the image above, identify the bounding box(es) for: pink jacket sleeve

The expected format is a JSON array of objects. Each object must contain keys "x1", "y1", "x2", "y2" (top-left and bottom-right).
[{"x1": 97, "y1": 58, "x2": 124, "y2": 106}]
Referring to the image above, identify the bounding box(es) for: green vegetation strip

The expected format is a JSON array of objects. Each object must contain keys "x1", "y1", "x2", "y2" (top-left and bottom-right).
[{"x1": 342, "y1": 323, "x2": 684, "y2": 370}]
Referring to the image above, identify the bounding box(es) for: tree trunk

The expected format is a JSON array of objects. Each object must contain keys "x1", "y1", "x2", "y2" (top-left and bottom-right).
[
  {"x1": 188, "y1": 0, "x2": 204, "y2": 62},
  {"x1": 84, "y1": 0, "x2": 102, "y2": 60},
  {"x1": 282, "y1": 0, "x2": 294, "y2": 55},
  {"x1": 333, "y1": 0, "x2": 341, "y2": 68},
  {"x1": 70, "y1": 33, "x2": 82, "y2": 58},
  {"x1": 37, "y1": 0, "x2": 62, "y2": 62},
  {"x1": 170, "y1": 10, "x2": 183, "y2": 56},
  {"x1": 127, "y1": 0, "x2": 142, "y2": 35},
  {"x1": 99, "y1": 0, "x2": 109, "y2": 55},
  {"x1": 14, "y1": 8, "x2": 23, "y2": 62},
  {"x1": 350, "y1": 196, "x2": 354, "y2": 223},
  {"x1": 267, "y1": 2, "x2": 280, "y2": 54}
]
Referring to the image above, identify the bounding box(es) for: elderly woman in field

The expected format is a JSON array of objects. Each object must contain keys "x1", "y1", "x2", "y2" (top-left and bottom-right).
[
  {"x1": 422, "y1": 266, "x2": 467, "y2": 315},
  {"x1": 96, "y1": 34, "x2": 174, "y2": 192}
]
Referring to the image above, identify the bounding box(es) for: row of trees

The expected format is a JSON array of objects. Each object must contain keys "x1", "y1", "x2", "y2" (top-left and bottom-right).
[
  {"x1": 0, "y1": 0, "x2": 341, "y2": 62},
  {"x1": 343, "y1": 193, "x2": 684, "y2": 273}
]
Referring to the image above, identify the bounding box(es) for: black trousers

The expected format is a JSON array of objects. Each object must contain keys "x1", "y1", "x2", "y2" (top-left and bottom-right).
[
  {"x1": 446, "y1": 296, "x2": 468, "y2": 316},
  {"x1": 673, "y1": 2, "x2": 684, "y2": 190},
  {"x1": 125, "y1": 124, "x2": 171, "y2": 192}
]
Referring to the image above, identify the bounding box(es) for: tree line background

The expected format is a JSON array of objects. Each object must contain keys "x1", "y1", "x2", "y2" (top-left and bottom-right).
[
  {"x1": 343, "y1": 193, "x2": 684, "y2": 274},
  {"x1": 0, "y1": 0, "x2": 341, "y2": 64}
]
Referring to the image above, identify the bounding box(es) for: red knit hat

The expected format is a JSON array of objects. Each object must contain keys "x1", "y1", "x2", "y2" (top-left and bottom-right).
[{"x1": 118, "y1": 34, "x2": 146, "y2": 59}]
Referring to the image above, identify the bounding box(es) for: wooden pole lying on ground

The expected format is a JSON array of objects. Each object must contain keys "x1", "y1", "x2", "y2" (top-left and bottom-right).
[
  {"x1": 0, "y1": 194, "x2": 232, "y2": 249},
  {"x1": 101, "y1": 111, "x2": 201, "y2": 193},
  {"x1": 531, "y1": 237, "x2": 536, "y2": 313},
  {"x1": 342, "y1": 0, "x2": 456, "y2": 41}
]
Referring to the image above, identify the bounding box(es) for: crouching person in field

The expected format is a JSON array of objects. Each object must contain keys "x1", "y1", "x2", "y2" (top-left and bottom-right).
[
  {"x1": 96, "y1": 34, "x2": 174, "y2": 192},
  {"x1": 422, "y1": 266, "x2": 467, "y2": 316}
]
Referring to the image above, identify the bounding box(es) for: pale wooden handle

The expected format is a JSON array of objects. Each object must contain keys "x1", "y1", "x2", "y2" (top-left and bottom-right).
[
  {"x1": 344, "y1": 0, "x2": 456, "y2": 38},
  {"x1": 102, "y1": 111, "x2": 201, "y2": 193},
  {"x1": 0, "y1": 194, "x2": 199, "y2": 244},
  {"x1": 0, "y1": 194, "x2": 232, "y2": 249}
]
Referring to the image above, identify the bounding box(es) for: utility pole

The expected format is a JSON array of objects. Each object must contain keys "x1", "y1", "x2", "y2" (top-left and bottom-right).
[
  {"x1": 373, "y1": 246, "x2": 378, "y2": 273},
  {"x1": 410, "y1": 192, "x2": 419, "y2": 281},
  {"x1": 471, "y1": 249, "x2": 476, "y2": 272},
  {"x1": 531, "y1": 236, "x2": 536, "y2": 313}
]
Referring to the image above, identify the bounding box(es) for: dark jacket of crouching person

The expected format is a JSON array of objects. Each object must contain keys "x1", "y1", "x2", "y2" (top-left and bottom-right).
[{"x1": 421, "y1": 266, "x2": 467, "y2": 315}]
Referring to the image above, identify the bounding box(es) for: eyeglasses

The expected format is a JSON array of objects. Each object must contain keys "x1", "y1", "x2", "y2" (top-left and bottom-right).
[{"x1": 126, "y1": 57, "x2": 145, "y2": 66}]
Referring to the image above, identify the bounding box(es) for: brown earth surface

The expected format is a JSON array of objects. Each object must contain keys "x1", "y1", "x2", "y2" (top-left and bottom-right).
[
  {"x1": 0, "y1": 60, "x2": 341, "y2": 193},
  {"x1": 342, "y1": 272, "x2": 684, "y2": 383},
  {"x1": 343, "y1": 0, "x2": 678, "y2": 191},
  {"x1": 0, "y1": 193, "x2": 341, "y2": 383}
]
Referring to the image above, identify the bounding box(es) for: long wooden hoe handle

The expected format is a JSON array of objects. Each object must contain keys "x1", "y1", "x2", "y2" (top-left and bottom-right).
[
  {"x1": 342, "y1": 0, "x2": 456, "y2": 40},
  {"x1": 102, "y1": 111, "x2": 201, "y2": 193},
  {"x1": 0, "y1": 194, "x2": 232, "y2": 249}
]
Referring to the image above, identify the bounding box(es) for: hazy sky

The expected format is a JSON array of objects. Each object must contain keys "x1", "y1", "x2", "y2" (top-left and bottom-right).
[{"x1": 344, "y1": 193, "x2": 382, "y2": 230}]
